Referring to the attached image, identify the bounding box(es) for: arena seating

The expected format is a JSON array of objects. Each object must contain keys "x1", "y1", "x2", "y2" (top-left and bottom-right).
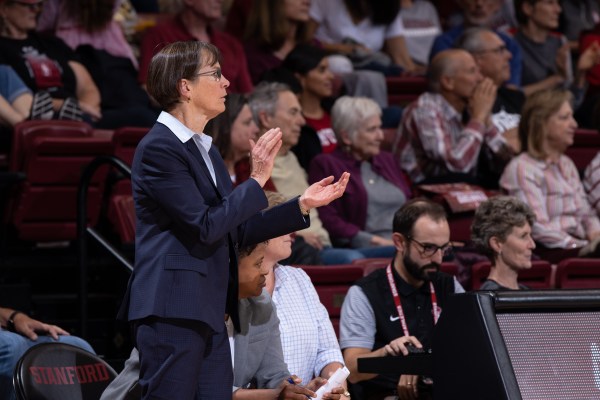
[{"x1": 471, "y1": 260, "x2": 554, "y2": 290}]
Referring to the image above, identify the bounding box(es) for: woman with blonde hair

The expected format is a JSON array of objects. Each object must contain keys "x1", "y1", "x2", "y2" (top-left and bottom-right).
[{"x1": 500, "y1": 89, "x2": 600, "y2": 259}]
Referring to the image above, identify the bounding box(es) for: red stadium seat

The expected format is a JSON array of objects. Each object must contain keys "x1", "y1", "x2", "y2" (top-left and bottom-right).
[
  {"x1": 112, "y1": 126, "x2": 149, "y2": 167},
  {"x1": 471, "y1": 260, "x2": 554, "y2": 290},
  {"x1": 298, "y1": 264, "x2": 363, "y2": 337},
  {"x1": 565, "y1": 128, "x2": 600, "y2": 173},
  {"x1": 5, "y1": 120, "x2": 113, "y2": 242},
  {"x1": 555, "y1": 258, "x2": 600, "y2": 289},
  {"x1": 386, "y1": 76, "x2": 428, "y2": 106}
]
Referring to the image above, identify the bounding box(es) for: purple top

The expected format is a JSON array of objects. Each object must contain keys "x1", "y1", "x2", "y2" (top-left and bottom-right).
[{"x1": 308, "y1": 149, "x2": 411, "y2": 241}]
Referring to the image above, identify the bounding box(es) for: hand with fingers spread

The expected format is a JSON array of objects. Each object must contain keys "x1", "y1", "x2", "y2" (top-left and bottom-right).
[
  {"x1": 299, "y1": 172, "x2": 350, "y2": 214},
  {"x1": 397, "y1": 374, "x2": 420, "y2": 400},
  {"x1": 250, "y1": 127, "x2": 282, "y2": 187}
]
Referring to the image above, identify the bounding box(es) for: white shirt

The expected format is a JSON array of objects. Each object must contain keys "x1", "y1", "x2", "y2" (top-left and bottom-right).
[
  {"x1": 157, "y1": 111, "x2": 217, "y2": 185},
  {"x1": 310, "y1": 0, "x2": 405, "y2": 52}
]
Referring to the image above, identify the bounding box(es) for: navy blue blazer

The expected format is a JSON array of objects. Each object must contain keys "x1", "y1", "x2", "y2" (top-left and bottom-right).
[{"x1": 121, "y1": 122, "x2": 309, "y2": 332}]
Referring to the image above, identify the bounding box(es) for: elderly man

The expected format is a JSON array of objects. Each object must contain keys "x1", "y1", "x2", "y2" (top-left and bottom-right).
[
  {"x1": 429, "y1": 0, "x2": 522, "y2": 87},
  {"x1": 340, "y1": 198, "x2": 464, "y2": 400},
  {"x1": 248, "y1": 82, "x2": 366, "y2": 264},
  {"x1": 395, "y1": 49, "x2": 518, "y2": 188},
  {"x1": 137, "y1": 0, "x2": 253, "y2": 93}
]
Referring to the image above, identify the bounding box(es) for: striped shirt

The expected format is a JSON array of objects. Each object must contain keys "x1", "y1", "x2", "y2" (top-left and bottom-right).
[
  {"x1": 500, "y1": 153, "x2": 600, "y2": 249},
  {"x1": 272, "y1": 265, "x2": 344, "y2": 385},
  {"x1": 395, "y1": 92, "x2": 509, "y2": 183},
  {"x1": 583, "y1": 152, "x2": 600, "y2": 216}
]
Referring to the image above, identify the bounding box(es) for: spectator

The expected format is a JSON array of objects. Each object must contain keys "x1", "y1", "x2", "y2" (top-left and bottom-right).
[
  {"x1": 138, "y1": 0, "x2": 253, "y2": 94},
  {"x1": 1, "y1": 307, "x2": 94, "y2": 400},
  {"x1": 282, "y1": 44, "x2": 337, "y2": 155},
  {"x1": 101, "y1": 241, "x2": 343, "y2": 399},
  {"x1": 429, "y1": 0, "x2": 523, "y2": 87},
  {"x1": 340, "y1": 198, "x2": 464, "y2": 399},
  {"x1": 399, "y1": 0, "x2": 442, "y2": 67},
  {"x1": 396, "y1": 49, "x2": 517, "y2": 187},
  {"x1": 309, "y1": 96, "x2": 412, "y2": 258},
  {"x1": 584, "y1": 151, "x2": 600, "y2": 217},
  {"x1": 513, "y1": 0, "x2": 600, "y2": 99},
  {"x1": 471, "y1": 196, "x2": 537, "y2": 290},
  {"x1": 457, "y1": 27, "x2": 524, "y2": 183},
  {"x1": 248, "y1": 81, "x2": 360, "y2": 264},
  {"x1": 36, "y1": 0, "x2": 158, "y2": 128},
  {"x1": 308, "y1": 0, "x2": 418, "y2": 75},
  {"x1": 263, "y1": 191, "x2": 350, "y2": 400},
  {"x1": 37, "y1": 0, "x2": 138, "y2": 68},
  {"x1": 0, "y1": 0, "x2": 101, "y2": 122},
  {"x1": 500, "y1": 89, "x2": 600, "y2": 257},
  {"x1": 206, "y1": 93, "x2": 276, "y2": 191},
  {"x1": 559, "y1": 0, "x2": 600, "y2": 52},
  {"x1": 0, "y1": 64, "x2": 52, "y2": 127}
]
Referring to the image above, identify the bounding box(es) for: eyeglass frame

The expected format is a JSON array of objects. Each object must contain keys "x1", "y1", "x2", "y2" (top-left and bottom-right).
[
  {"x1": 195, "y1": 68, "x2": 222, "y2": 82},
  {"x1": 407, "y1": 236, "x2": 453, "y2": 258},
  {"x1": 472, "y1": 44, "x2": 508, "y2": 56}
]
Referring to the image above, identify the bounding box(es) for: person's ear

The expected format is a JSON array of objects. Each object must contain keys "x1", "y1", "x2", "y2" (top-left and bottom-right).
[
  {"x1": 340, "y1": 130, "x2": 353, "y2": 147},
  {"x1": 489, "y1": 236, "x2": 503, "y2": 255},
  {"x1": 178, "y1": 78, "x2": 192, "y2": 101},
  {"x1": 522, "y1": 1, "x2": 534, "y2": 19},
  {"x1": 440, "y1": 74, "x2": 454, "y2": 92},
  {"x1": 295, "y1": 73, "x2": 306, "y2": 89},
  {"x1": 258, "y1": 111, "x2": 272, "y2": 130},
  {"x1": 392, "y1": 233, "x2": 407, "y2": 254}
]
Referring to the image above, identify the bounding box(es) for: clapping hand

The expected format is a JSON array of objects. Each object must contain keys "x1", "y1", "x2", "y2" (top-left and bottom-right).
[{"x1": 299, "y1": 172, "x2": 350, "y2": 212}]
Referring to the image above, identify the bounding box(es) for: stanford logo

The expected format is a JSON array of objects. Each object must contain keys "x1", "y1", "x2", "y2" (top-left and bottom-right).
[{"x1": 29, "y1": 363, "x2": 111, "y2": 385}]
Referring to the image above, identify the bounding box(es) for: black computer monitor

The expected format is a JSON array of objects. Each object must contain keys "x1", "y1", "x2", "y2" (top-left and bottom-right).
[{"x1": 433, "y1": 290, "x2": 600, "y2": 400}]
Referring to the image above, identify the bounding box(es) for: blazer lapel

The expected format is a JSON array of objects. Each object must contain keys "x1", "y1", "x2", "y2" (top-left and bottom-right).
[{"x1": 185, "y1": 139, "x2": 222, "y2": 196}]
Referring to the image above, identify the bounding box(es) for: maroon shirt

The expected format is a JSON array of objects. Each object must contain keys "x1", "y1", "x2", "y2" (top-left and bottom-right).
[{"x1": 138, "y1": 15, "x2": 253, "y2": 94}]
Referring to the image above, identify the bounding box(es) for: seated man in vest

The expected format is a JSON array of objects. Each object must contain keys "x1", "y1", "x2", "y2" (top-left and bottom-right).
[
  {"x1": 1, "y1": 307, "x2": 94, "y2": 400},
  {"x1": 101, "y1": 242, "x2": 343, "y2": 399},
  {"x1": 340, "y1": 198, "x2": 465, "y2": 399}
]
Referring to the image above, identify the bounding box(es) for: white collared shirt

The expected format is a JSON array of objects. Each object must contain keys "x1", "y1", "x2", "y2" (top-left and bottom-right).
[{"x1": 158, "y1": 111, "x2": 217, "y2": 186}]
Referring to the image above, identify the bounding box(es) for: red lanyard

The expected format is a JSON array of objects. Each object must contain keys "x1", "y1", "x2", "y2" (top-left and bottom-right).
[{"x1": 385, "y1": 264, "x2": 439, "y2": 337}]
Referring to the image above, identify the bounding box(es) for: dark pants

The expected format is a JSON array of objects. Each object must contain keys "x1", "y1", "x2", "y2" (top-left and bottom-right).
[{"x1": 135, "y1": 317, "x2": 233, "y2": 400}]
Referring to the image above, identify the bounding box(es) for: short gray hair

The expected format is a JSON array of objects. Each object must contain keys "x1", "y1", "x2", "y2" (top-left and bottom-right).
[
  {"x1": 457, "y1": 27, "x2": 493, "y2": 53},
  {"x1": 427, "y1": 49, "x2": 465, "y2": 93},
  {"x1": 471, "y1": 196, "x2": 536, "y2": 263},
  {"x1": 331, "y1": 96, "x2": 381, "y2": 143},
  {"x1": 247, "y1": 81, "x2": 291, "y2": 127}
]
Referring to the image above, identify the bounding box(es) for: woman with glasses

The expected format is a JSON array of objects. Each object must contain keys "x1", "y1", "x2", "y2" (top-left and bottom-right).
[
  {"x1": 309, "y1": 96, "x2": 411, "y2": 259},
  {"x1": 471, "y1": 196, "x2": 537, "y2": 290},
  {"x1": 122, "y1": 41, "x2": 349, "y2": 400}
]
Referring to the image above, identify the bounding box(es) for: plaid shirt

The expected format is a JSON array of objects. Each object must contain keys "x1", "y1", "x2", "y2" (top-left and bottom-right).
[
  {"x1": 501, "y1": 153, "x2": 600, "y2": 249},
  {"x1": 395, "y1": 92, "x2": 509, "y2": 183},
  {"x1": 584, "y1": 152, "x2": 600, "y2": 216}
]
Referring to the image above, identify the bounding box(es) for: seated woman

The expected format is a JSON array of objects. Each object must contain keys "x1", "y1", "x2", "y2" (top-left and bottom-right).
[
  {"x1": 500, "y1": 89, "x2": 600, "y2": 262},
  {"x1": 206, "y1": 93, "x2": 276, "y2": 191},
  {"x1": 309, "y1": 96, "x2": 412, "y2": 258},
  {"x1": 0, "y1": 0, "x2": 153, "y2": 128},
  {"x1": 264, "y1": 191, "x2": 350, "y2": 400},
  {"x1": 471, "y1": 196, "x2": 537, "y2": 290},
  {"x1": 283, "y1": 44, "x2": 338, "y2": 155},
  {"x1": 308, "y1": 0, "x2": 419, "y2": 75}
]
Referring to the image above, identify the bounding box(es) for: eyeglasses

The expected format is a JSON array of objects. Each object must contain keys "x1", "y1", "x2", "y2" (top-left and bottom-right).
[
  {"x1": 408, "y1": 237, "x2": 452, "y2": 258},
  {"x1": 473, "y1": 45, "x2": 508, "y2": 56},
  {"x1": 8, "y1": 0, "x2": 44, "y2": 11},
  {"x1": 196, "y1": 68, "x2": 222, "y2": 82}
]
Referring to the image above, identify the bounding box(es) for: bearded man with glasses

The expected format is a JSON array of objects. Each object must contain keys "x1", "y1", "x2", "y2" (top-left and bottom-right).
[{"x1": 340, "y1": 198, "x2": 464, "y2": 400}]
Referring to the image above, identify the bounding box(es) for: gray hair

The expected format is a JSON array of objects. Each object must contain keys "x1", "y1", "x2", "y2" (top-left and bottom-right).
[
  {"x1": 471, "y1": 196, "x2": 536, "y2": 263},
  {"x1": 331, "y1": 96, "x2": 382, "y2": 143},
  {"x1": 456, "y1": 27, "x2": 494, "y2": 53},
  {"x1": 247, "y1": 81, "x2": 291, "y2": 127},
  {"x1": 427, "y1": 49, "x2": 465, "y2": 93}
]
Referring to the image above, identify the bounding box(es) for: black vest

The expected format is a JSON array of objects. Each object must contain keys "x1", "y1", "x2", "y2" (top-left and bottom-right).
[{"x1": 354, "y1": 267, "x2": 456, "y2": 396}]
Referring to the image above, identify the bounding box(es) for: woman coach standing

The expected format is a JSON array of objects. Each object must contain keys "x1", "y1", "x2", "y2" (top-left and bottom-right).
[{"x1": 122, "y1": 41, "x2": 349, "y2": 400}]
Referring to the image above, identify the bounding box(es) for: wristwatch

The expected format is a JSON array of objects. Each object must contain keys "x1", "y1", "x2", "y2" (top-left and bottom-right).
[
  {"x1": 343, "y1": 390, "x2": 351, "y2": 398},
  {"x1": 6, "y1": 310, "x2": 22, "y2": 333}
]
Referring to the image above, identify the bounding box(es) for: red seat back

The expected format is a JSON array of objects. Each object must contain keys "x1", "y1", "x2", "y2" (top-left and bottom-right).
[
  {"x1": 6, "y1": 120, "x2": 113, "y2": 242},
  {"x1": 555, "y1": 258, "x2": 600, "y2": 289},
  {"x1": 565, "y1": 128, "x2": 600, "y2": 173}
]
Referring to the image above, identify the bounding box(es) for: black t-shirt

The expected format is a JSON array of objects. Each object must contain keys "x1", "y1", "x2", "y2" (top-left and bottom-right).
[{"x1": 0, "y1": 32, "x2": 78, "y2": 99}]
